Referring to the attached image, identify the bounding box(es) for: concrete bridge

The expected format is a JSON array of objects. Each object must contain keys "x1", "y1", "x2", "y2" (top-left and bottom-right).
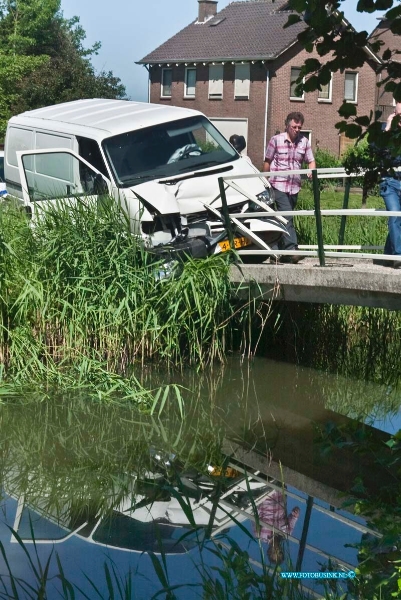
[{"x1": 230, "y1": 258, "x2": 401, "y2": 310}]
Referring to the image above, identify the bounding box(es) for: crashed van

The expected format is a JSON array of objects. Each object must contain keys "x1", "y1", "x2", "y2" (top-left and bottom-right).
[{"x1": 4, "y1": 99, "x2": 287, "y2": 258}]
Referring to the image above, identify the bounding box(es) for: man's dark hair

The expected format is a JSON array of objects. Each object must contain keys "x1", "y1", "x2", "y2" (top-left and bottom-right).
[
  {"x1": 285, "y1": 112, "x2": 304, "y2": 127},
  {"x1": 229, "y1": 134, "x2": 246, "y2": 153}
]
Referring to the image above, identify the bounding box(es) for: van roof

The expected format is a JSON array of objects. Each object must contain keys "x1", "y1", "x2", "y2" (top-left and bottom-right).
[{"x1": 9, "y1": 99, "x2": 201, "y2": 140}]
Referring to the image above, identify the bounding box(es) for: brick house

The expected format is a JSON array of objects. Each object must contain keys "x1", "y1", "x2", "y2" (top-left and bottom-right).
[{"x1": 137, "y1": 0, "x2": 380, "y2": 168}]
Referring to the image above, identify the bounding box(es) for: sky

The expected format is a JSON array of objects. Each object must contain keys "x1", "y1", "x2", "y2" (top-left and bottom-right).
[{"x1": 60, "y1": 0, "x2": 384, "y2": 102}]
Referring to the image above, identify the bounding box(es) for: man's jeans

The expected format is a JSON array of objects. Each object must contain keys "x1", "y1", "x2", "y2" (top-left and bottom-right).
[
  {"x1": 380, "y1": 177, "x2": 401, "y2": 255},
  {"x1": 273, "y1": 188, "x2": 298, "y2": 250}
]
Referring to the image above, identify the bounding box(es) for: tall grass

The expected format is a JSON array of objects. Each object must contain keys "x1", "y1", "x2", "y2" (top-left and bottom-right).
[{"x1": 0, "y1": 197, "x2": 246, "y2": 396}]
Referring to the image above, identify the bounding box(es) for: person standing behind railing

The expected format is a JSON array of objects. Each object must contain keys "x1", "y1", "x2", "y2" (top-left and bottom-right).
[
  {"x1": 263, "y1": 112, "x2": 316, "y2": 264},
  {"x1": 376, "y1": 103, "x2": 401, "y2": 269}
]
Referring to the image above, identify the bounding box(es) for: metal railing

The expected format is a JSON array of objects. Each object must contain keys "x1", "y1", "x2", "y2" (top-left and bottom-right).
[{"x1": 217, "y1": 167, "x2": 400, "y2": 267}]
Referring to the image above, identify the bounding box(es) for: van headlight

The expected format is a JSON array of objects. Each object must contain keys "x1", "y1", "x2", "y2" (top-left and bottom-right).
[
  {"x1": 248, "y1": 188, "x2": 275, "y2": 212},
  {"x1": 256, "y1": 188, "x2": 275, "y2": 207}
]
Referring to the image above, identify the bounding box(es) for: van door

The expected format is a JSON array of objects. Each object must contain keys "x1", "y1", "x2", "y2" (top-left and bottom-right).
[{"x1": 16, "y1": 149, "x2": 112, "y2": 215}]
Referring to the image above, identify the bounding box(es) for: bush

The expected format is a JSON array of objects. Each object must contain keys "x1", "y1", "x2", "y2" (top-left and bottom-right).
[
  {"x1": 342, "y1": 140, "x2": 380, "y2": 202},
  {"x1": 314, "y1": 147, "x2": 341, "y2": 169},
  {"x1": 303, "y1": 147, "x2": 341, "y2": 191}
]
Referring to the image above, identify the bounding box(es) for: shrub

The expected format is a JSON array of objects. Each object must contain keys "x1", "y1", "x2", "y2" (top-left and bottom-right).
[
  {"x1": 314, "y1": 147, "x2": 341, "y2": 169},
  {"x1": 342, "y1": 140, "x2": 379, "y2": 204}
]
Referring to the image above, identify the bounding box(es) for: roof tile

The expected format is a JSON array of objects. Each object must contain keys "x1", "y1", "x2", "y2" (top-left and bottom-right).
[{"x1": 138, "y1": 0, "x2": 306, "y2": 63}]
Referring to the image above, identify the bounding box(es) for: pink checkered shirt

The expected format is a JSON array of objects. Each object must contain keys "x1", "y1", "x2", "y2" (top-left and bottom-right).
[
  {"x1": 254, "y1": 490, "x2": 300, "y2": 543},
  {"x1": 265, "y1": 132, "x2": 314, "y2": 195}
]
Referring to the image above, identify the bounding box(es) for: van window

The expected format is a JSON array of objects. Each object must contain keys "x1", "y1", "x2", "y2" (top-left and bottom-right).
[
  {"x1": 8, "y1": 127, "x2": 34, "y2": 169},
  {"x1": 77, "y1": 137, "x2": 108, "y2": 178},
  {"x1": 102, "y1": 115, "x2": 238, "y2": 187},
  {"x1": 35, "y1": 132, "x2": 73, "y2": 180},
  {"x1": 21, "y1": 151, "x2": 107, "y2": 201}
]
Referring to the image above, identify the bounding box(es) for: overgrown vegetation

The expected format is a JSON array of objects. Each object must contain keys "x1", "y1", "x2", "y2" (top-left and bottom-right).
[
  {"x1": 0, "y1": 198, "x2": 251, "y2": 399},
  {"x1": 0, "y1": 0, "x2": 125, "y2": 138}
]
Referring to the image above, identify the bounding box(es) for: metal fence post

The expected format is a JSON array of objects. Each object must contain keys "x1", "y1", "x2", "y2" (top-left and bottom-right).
[
  {"x1": 312, "y1": 168, "x2": 325, "y2": 266},
  {"x1": 338, "y1": 177, "x2": 351, "y2": 247},
  {"x1": 218, "y1": 176, "x2": 234, "y2": 248}
]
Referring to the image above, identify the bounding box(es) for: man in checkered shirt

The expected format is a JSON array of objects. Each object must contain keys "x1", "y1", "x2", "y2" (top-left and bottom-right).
[{"x1": 264, "y1": 112, "x2": 315, "y2": 263}]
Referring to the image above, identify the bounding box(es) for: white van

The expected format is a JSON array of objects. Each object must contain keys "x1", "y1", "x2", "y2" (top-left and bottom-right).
[{"x1": 4, "y1": 99, "x2": 286, "y2": 258}]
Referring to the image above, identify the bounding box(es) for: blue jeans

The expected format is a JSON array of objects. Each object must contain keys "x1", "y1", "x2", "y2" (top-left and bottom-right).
[
  {"x1": 273, "y1": 188, "x2": 298, "y2": 250},
  {"x1": 380, "y1": 177, "x2": 401, "y2": 255}
]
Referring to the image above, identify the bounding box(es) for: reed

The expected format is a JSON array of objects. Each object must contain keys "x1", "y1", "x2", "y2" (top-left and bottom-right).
[{"x1": 0, "y1": 197, "x2": 245, "y2": 397}]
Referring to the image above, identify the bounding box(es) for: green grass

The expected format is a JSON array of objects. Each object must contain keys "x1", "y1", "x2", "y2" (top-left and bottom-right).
[
  {"x1": 0, "y1": 197, "x2": 250, "y2": 400},
  {"x1": 297, "y1": 188, "x2": 387, "y2": 251}
]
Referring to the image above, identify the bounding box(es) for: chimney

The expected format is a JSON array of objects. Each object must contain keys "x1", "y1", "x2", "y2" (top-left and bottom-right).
[{"x1": 198, "y1": 0, "x2": 217, "y2": 23}]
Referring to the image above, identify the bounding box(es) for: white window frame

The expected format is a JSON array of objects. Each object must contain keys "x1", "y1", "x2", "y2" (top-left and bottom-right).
[
  {"x1": 208, "y1": 65, "x2": 224, "y2": 99},
  {"x1": 344, "y1": 72, "x2": 358, "y2": 103},
  {"x1": 318, "y1": 77, "x2": 332, "y2": 102},
  {"x1": 234, "y1": 63, "x2": 250, "y2": 99},
  {"x1": 300, "y1": 130, "x2": 312, "y2": 146},
  {"x1": 290, "y1": 67, "x2": 305, "y2": 101},
  {"x1": 161, "y1": 68, "x2": 172, "y2": 98},
  {"x1": 184, "y1": 67, "x2": 196, "y2": 98}
]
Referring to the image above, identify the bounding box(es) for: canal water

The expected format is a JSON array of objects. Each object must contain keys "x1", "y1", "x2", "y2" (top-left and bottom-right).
[{"x1": 0, "y1": 357, "x2": 399, "y2": 599}]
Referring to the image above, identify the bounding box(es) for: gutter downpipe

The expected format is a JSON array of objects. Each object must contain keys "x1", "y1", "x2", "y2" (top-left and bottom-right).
[
  {"x1": 263, "y1": 68, "x2": 270, "y2": 161},
  {"x1": 144, "y1": 65, "x2": 150, "y2": 103}
]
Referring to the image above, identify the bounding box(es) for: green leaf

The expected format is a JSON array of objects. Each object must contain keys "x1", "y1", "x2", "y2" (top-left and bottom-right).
[
  {"x1": 288, "y1": 0, "x2": 307, "y2": 12},
  {"x1": 376, "y1": 0, "x2": 392, "y2": 9},
  {"x1": 355, "y1": 115, "x2": 371, "y2": 126},
  {"x1": 386, "y1": 6, "x2": 401, "y2": 20},
  {"x1": 303, "y1": 58, "x2": 321, "y2": 73},
  {"x1": 284, "y1": 14, "x2": 302, "y2": 28},
  {"x1": 345, "y1": 123, "x2": 363, "y2": 138},
  {"x1": 338, "y1": 102, "x2": 358, "y2": 118}
]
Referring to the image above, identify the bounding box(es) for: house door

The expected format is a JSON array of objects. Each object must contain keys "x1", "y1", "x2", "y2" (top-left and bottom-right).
[{"x1": 339, "y1": 132, "x2": 355, "y2": 156}]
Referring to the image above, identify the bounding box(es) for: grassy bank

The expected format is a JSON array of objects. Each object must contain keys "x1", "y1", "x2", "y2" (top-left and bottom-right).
[{"x1": 0, "y1": 198, "x2": 251, "y2": 400}]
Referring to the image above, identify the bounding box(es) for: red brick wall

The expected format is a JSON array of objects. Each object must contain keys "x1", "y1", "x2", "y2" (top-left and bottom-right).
[
  {"x1": 149, "y1": 63, "x2": 268, "y2": 169},
  {"x1": 370, "y1": 20, "x2": 400, "y2": 119},
  {"x1": 148, "y1": 42, "x2": 378, "y2": 167}
]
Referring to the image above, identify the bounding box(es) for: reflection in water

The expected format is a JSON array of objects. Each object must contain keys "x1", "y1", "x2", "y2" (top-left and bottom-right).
[
  {"x1": 0, "y1": 357, "x2": 399, "y2": 598},
  {"x1": 254, "y1": 490, "x2": 301, "y2": 565}
]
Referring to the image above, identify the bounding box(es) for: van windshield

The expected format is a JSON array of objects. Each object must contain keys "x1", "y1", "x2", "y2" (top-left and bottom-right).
[{"x1": 102, "y1": 116, "x2": 238, "y2": 187}]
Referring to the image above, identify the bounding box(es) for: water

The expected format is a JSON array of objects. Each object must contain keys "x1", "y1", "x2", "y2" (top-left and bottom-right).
[{"x1": 0, "y1": 357, "x2": 399, "y2": 599}]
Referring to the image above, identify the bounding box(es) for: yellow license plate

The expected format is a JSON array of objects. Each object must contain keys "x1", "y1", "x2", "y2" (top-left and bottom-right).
[{"x1": 218, "y1": 236, "x2": 252, "y2": 252}]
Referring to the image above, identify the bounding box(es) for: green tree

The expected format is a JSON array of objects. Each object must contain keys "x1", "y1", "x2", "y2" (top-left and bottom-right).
[
  {"x1": 0, "y1": 0, "x2": 125, "y2": 139},
  {"x1": 286, "y1": 0, "x2": 401, "y2": 154}
]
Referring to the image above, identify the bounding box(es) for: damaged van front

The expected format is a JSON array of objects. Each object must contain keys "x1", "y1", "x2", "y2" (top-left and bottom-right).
[{"x1": 5, "y1": 99, "x2": 287, "y2": 259}]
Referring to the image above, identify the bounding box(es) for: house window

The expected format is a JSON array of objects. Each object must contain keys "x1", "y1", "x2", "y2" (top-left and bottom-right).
[
  {"x1": 234, "y1": 63, "x2": 250, "y2": 99},
  {"x1": 161, "y1": 68, "x2": 172, "y2": 97},
  {"x1": 318, "y1": 78, "x2": 332, "y2": 102},
  {"x1": 290, "y1": 67, "x2": 304, "y2": 100},
  {"x1": 300, "y1": 130, "x2": 312, "y2": 144},
  {"x1": 209, "y1": 65, "x2": 224, "y2": 99},
  {"x1": 184, "y1": 67, "x2": 196, "y2": 97},
  {"x1": 344, "y1": 72, "x2": 358, "y2": 102}
]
